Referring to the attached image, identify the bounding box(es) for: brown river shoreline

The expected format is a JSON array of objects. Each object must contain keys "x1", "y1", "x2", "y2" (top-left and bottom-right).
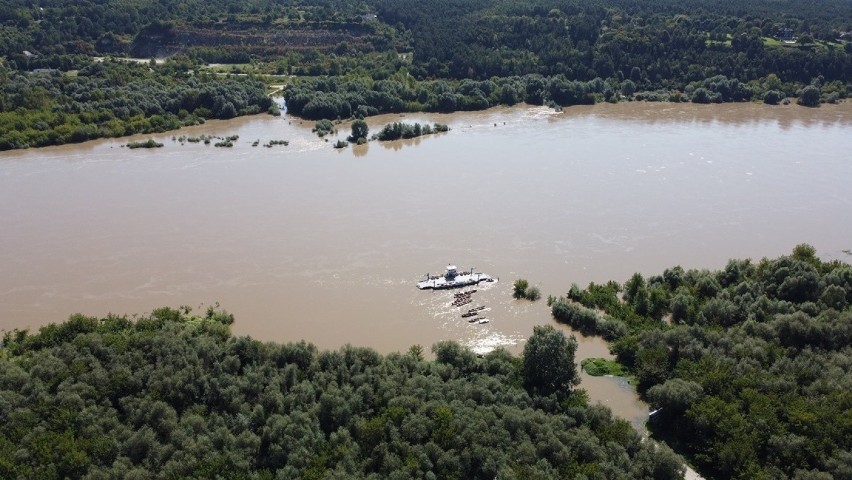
[{"x1": 2, "y1": 101, "x2": 851, "y2": 437}]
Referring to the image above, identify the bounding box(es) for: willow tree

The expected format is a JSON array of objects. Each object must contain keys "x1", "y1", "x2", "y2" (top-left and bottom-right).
[
  {"x1": 522, "y1": 325, "x2": 579, "y2": 397},
  {"x1": 349, "y1": 119, "x2": 369, "y2": 143}
]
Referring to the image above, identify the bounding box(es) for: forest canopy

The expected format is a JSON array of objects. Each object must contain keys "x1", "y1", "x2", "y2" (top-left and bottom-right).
[
  {"x1": 551, "y1": 245, "x2": 852, "y2": 479},
  {"x1": 0, "y1": 60, "x2": 274, "y2": 150},
  {"x1": 0, "y1": 307, "x2": 685, "y2": 479},
  {"x1": 1, "y1": 0, "x2": 851, "y2": 148}
]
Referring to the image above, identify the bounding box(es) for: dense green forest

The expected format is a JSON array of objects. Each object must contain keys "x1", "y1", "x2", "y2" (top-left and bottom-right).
[
  {"x1": 0, "y1": 59, "x2": 275, "y2": 149},
  {"x1": 0, "y1": 308, "x2": 686, "y2": 479},
  {"x1": 1, "y1": 0, "x2": 851, "y2": 148},
  {"x1": 551, "y1": 245, "x2": 852, "y2": 479}
]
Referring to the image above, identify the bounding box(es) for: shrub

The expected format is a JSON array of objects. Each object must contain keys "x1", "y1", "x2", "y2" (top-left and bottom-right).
[
  {"x1": 763, "y1": 90, "x2": 781, "y2": 105},
  {"x1": 513, "y1": 279, "x2": 529, "y2": 299},
  {"x1": 313, "y1": 119, "x2": 335, "y2": 137},
  {"x1": 126, "y1": 139, "x2": 163, "y2": 149},
  {"x1": 798, "y1": 85, "x2": 821, "y2": 107}
]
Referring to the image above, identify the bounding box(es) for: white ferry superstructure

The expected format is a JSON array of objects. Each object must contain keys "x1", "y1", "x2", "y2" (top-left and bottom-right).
[{"x1": 416, "y1": 265, "x2": 495, "y2": 290}]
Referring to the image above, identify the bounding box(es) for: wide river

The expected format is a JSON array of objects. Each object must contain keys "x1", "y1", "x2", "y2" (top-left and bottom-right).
[{"x1": 2, "y1": 101, "x2": 851, "y2": 430}]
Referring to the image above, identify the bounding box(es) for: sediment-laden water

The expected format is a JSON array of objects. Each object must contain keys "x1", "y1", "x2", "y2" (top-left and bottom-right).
[{"x1": 2, "y1": 101, "x2": 851, "y2": 429}]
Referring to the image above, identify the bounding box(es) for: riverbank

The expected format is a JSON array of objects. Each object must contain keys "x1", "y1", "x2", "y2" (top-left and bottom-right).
[
  {"x1": 0, "y1": 60, "x2": 277, "y2": 151},
  {"x1": 0, "y1": 308, "x2": 693, "y2": 478},
  {"x1": 4, "y1": 51, "x2": 844, "y2": 151}
]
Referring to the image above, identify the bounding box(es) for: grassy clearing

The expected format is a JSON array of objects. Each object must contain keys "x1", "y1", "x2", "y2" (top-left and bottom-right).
[{"x1": 581, "y1": 357, "x2": 630, "y2": 377}]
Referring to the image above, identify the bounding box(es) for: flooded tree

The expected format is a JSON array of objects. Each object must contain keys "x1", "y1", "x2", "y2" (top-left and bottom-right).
[{"x1": 348, "y1": 119, "x2": 369, "y2": 143}]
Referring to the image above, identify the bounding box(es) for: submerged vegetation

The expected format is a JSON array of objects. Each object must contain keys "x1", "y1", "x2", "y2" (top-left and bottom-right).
[
  {"x1": 0, "y1": 308, "x2": 686, "y2": 479},
  {"x1": 214, "y1": 134, "x2": 239, "y2": 148},
  {"x1": 513, "y1": 279, "x2": 542, "y2": 301},
  {"x1": 553, "y1": 245, "x2": 852, "y2": 479},
  {"x1": 312, "y1": 119, "x2": 336, "y2": 137},
  {"x1": 126, "y1": 138, "x2": 163, "y2": 149}
]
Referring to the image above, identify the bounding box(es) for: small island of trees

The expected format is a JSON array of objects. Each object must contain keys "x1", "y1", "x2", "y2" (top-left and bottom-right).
[
  {"x1": 348, "y1": 119, "x2": 369, "y2": 144},
  {"x1": 374, "y1": 122, "x2": 449, "y2": 141},
  {"x1": 126, "y1": 138, "x2": 163, "y2": 149},
  {"x1": 513, "y1": 278, "x2": 542, "y2": 301}
]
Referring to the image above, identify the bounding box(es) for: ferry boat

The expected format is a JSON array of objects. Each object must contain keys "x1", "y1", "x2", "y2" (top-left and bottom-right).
[{"x1": 417, "y1": 265, "x2": 495, "y2": 290}]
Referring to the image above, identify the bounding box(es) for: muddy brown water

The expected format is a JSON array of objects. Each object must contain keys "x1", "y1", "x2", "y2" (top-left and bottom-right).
[{"x1": 2, "y1": 101, "x2": 851, "y2": 431}]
